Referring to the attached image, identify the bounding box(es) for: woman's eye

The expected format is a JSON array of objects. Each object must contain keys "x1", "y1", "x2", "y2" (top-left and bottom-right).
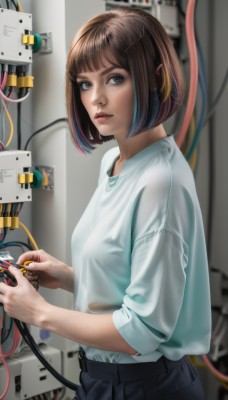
[
  {"x1": 108, "y1": 75, "x2": 124, "y2": 85},
  {"x1": 77, "y1": 81, "x2": 91, "y2": 91}
]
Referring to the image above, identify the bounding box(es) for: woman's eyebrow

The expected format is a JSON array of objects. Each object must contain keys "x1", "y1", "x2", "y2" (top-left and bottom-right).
[{"x1": 77, "y1": 66, "x2": 122, "y2": 80}]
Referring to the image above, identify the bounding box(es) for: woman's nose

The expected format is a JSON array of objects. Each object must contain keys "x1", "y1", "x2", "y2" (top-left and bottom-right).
[{"x1": 91, "y1": 85, "x2": 107, "y2": 106}]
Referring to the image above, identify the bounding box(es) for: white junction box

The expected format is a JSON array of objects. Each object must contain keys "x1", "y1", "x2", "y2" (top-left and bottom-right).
[
  {"x1": 0, "y1": 150, "x2": 32, "y2": 203},
  {"x1": 0, "y1": 346, "x2": 62, "y2": 399},
  {"x1": 0, "y1": 8, "x2": 33, "y2": 64}
]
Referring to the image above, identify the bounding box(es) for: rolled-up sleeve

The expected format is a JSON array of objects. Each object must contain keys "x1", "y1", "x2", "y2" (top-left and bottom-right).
[{"x1": 112, "y1": 229, "x2": 188, "y2": 356}]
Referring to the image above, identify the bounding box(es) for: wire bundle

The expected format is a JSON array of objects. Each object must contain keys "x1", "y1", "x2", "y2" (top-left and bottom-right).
[
  {"x1": 175, "y1": 0, "x2": 228, "y2": 171},
  {"x1": 0, "y1": 259, "x2": 27, "y2": 283},
  {"x1": 0, "y1": 203, "x2": 23, "y2": 244}
]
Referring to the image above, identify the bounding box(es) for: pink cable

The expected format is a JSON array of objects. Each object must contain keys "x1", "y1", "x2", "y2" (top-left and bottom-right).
[
  {"x1": 4, "y1": 322, "x2": 21, "y2": 357},
  {"x1": 0, "y1": 331, "x2": 10, "y2": 400},
  {"x1": 176, "y1": 0, "x2": 198, "y2": 148},
  {"x1": 0, "y1": 71, "x2": 8, "y2": 90},
  {"x1": 0, "y1": 322, "x2": 21, "y2": 399},
  {"x1": 201, "y1": 354, "x2": 228, "y2": 382},
  {"x1": 0, "y1": 88, "x2": 30, "y2": 103},
  {"x1": 0, "y1": 354, "x2": 10, "y2": 400}
]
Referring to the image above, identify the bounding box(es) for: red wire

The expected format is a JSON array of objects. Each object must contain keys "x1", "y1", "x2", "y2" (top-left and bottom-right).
[
  {"x1": 176, "y1": 0, "x2": 198, "y2": 148},
  {"x1": 0, "y1": 291, "x2": 21, "y2": 399},
  {"x1": 201, "y1": 354, "x2": 228, "y2": 382},
  {"x1": 0, "y1": 329, "x2": 10, "y2": 400}
]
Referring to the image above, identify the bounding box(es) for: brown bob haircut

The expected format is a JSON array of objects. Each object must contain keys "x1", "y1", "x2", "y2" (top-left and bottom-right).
[{"x1": 66, "y1": 7, "x2": 185, "y2": 153}]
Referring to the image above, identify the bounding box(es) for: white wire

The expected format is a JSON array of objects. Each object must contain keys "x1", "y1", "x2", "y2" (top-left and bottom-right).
[{"x1": 0, "y1": 89, "x2": 30, "y2": 103}]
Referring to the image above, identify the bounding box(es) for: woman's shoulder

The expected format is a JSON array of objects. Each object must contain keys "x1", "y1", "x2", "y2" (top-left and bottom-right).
[
  {"x1": 101, "y1": 146, "x2": 119, "y2": 171},
  {"x1": 98, "y1": 146, "x2": 119, "y2": 183}
]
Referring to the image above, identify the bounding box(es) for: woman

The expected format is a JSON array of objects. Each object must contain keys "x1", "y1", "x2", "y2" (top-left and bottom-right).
[{"x1": 0, "y1": 8, "x2": 211, "y2": 399}]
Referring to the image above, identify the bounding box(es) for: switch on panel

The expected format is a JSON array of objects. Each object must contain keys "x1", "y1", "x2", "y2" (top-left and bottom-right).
[{"x1": 0, "y1": 150, "x2": 33, "y2": 203}]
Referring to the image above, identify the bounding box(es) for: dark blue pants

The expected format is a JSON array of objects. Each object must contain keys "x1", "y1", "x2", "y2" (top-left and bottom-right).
[{"x1": 74, "y1": 354, "x2": 205, "y2": 400}]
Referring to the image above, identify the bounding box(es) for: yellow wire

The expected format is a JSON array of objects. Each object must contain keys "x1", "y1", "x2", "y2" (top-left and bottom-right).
[
  {"x1": 189, "y1": 355, "x2": 206, "y2": 368},
  {"x1": 17, "y1": 1, "x2": 23, "y2": 12},
  {"x1": 1, "y1": 99, "x2": 14, "y2": 148},
  {"x1": 189, "y1": 147, "x2": 197, "y2": 171},
  {"x1": 181, "y1": 113, "x2": 195, "y2": 155},
  {"x1": 18, "y1": 220, "x2": 39, "y2": 250}
]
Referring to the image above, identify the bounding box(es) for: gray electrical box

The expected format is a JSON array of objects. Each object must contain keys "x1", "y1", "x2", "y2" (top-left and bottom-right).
[
  {"x1": 0, "y1": 346, "x2": 62, "y2": 399},
  {"x1": 0, "y1": 8, "x2": 33, "y2": 64},
  {"x1": 0, "y1": 150, "x2": 32, "y2": 203}
]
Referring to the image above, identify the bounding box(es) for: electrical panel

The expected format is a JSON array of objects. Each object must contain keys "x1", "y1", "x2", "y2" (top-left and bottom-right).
[
  {"x1": 0, "y1": 8, "x2": 33, "y2": 64},
  {"x1": 0, "y1": 150, "x2": 32, "y2": 204},
  {"x1": 0, "y1": 346, "x2": 62, "y2": 399},
  {"x1": 105, "y1": 0, "x2": 180, "y2": 38},
  {"x1": 151, "y1": 3, "x2": 179, "y2": 38}
]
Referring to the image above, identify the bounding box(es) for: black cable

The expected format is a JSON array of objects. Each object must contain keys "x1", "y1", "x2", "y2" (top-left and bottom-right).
[
  {"x1": 17, "y1": 102, "x2": 22, "y2": 150},
  {"x1": 14, "y1": 319, "x2": 79, "y2": 391},
  {"x1": 207, "y1": 0, "x2": 216, "y2": 263},
  {"x1": 1, "y1": 315, "x2": 13, "y2": 344},
  {"x1": 24, "y1": 118, "x2": 68, "y2": 150},
  {"x1": 10, "y1": 0, "x2": 17, "y2": 10},
  {"x1": 176, "y1": 0, "x2": 186, "y2": 18}
]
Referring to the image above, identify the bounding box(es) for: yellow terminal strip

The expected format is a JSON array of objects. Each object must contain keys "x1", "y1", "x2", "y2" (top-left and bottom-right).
[
  {"x1": 25, "y1": 172, "x2": 34, "y2": 184},
  {"x1": 3, "y1": 216, "x2": 12, "y2": 228},
  {"x1": 22, "y1": 34, "x2": 28, "y2": 44},
  {"x1": 17, "y1": 76, "x2": 34, "y2": 89},
  {"x1": 22, "y1": 34, "x2": 34, "y2": 45},
  {"x1": 18, "y1": 173, "x2": 26, "y2": 184},
  {"x1": 27, "y1": 35, "x2": 34, "y2": 45},
  {"x1": 6, "y1": 74, "x2": 17, "y2": 87},
  {"x1": 11, "y1": 216, "x2": 19, "y2": 229},
  {"x1": 0, "y1": 217, "x2": 3, "y2": 229}
]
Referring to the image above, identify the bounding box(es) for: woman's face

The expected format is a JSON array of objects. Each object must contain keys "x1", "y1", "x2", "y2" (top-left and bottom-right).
[{"x1": 76, "y1": 60, "x2": 134, "y2": 140}]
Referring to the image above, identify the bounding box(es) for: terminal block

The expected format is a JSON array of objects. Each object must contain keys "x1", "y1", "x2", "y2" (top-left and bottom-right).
[
  {"x1": 0, "y1": 150, "x2": 33, "y2": 203},
  {"x1": 0, "y1": 8, "x2": 33, "y2": 65}
]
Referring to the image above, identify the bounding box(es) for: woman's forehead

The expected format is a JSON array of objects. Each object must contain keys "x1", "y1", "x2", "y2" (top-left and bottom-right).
[{"x1": 78, "y1": 52, "x2": 120, "y2": 74}]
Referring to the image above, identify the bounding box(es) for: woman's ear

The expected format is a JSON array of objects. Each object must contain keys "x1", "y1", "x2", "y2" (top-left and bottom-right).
[
  {"x1": 151, "y1": 64, "x2": 162, "y2": 91},
  {"x1": 156, "y1": 64, "x2": 163, "y2": 75}
]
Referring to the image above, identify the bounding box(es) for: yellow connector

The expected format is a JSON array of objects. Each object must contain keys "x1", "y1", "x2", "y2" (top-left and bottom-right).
[
  {"x1": 22, "y1": 34, "x2": 34, "y2": 45},
  {"x1": 11, "y1": 216, "x2": 19, "y2": 229},
  {"x1": 28, "y1": 35, "x2": 34, "y2": 45},
  {"x1": 18, "y1": 173, "x2": 26, "y2": 184},
  {"x1": 25, "y1": 172, "x2": 34, "y2": 184},
  {"x1": 3, "y1": 216, "x2": 11, "y2": 228},
  {"x1": 23, "y1": 260, "x2": 33, "y2": 266},
  {"x1": 6, "y1": 74, "x2": 17, "y2": 87},
  {"x1": 22, "y1": 34, "x2": 28, "y2": 44},
  {"x1": 0, "y1": 216, "x2": 3, "y2": 228},
  {"x1": 17, "y1": 76, "x2": 34, "y2": 89}
]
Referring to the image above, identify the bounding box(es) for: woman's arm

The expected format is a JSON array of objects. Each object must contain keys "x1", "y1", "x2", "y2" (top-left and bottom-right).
[
  {"x1": 0, "y1": 266, "x2": 136, "y2": 355},
  {"x1": 41, "y1": 305, "x2": 136, "y2": 355}
]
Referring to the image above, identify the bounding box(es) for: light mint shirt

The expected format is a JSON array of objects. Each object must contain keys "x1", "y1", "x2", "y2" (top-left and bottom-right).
[{"x1": 71, "y1": 136, "x2": 211, "y2": 364}]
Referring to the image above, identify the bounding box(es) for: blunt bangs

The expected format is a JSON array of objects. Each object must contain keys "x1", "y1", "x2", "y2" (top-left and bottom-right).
[{"x1": 66, "y1": 8, "x2": 185, "y2": 153}]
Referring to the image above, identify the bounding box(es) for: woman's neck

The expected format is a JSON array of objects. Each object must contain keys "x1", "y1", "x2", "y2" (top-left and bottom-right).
[{"x1": 112, "y1": 125, "x2": 167, "y2": 176}]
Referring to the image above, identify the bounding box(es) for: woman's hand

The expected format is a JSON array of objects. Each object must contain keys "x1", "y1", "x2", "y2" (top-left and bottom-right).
[
  {"x1": 17, "y1": 249, "x2": 74, "y2": 292},
  {"x1": 0, "y1": 266, "x2": 47, "y2": 325}
]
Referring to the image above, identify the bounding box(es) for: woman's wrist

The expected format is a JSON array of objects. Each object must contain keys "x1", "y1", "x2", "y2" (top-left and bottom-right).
[{"x1": 59, "y1": 265, "x2": 74, "y2": 292}]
